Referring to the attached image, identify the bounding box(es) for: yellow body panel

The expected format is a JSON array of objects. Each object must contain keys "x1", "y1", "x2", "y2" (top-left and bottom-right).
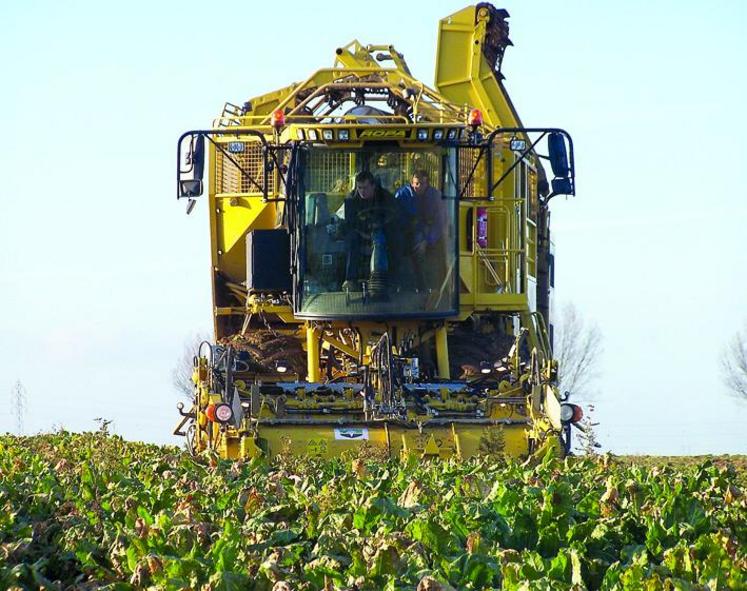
[
  {"x1": 209, "y1": 423, "x2": 532, "y2": 461},
  {"x1": 215, "y1": 197, "x2": 275, "y2": 254}
]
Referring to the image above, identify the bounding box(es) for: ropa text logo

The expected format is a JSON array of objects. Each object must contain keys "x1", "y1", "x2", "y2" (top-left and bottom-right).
[{"x1": 358, "y1": 129, "x2": 408, "y2": 138}]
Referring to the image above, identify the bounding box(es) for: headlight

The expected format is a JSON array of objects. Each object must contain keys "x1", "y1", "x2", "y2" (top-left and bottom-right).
[
  {"x1": 215, "y1": 403, "x2": 233, "y2": 423},
  {"x1": 560, "y1": 403, "x2": 583, "y2": 424},
  {"x1": 447, "y1": 129, "x2": 458, "y2": 140},
  {"x1": 433, "y1": 129, "x2": 444, "y2": 141},
  {"x1": 338, "y1": 129, "x2": 350, "y2": 141},
  {"x1": 322, "y1": 129, "x2": 334, "y2": 141},
  {"x1": 227, "y1": 141, "x2": 245, "y2": 153},
  {"x1": 510, "y1": 138, "x2": 527, "y2": 152},
  {"x1": 295, "y1": 129, "x2": 305, "y2": 140},
  {"x1": 417, "y1": 129, "x2": 429, "y2": 141},
  {"x1": 307, "y1": 129, "x2": 318, "y2": 141}
]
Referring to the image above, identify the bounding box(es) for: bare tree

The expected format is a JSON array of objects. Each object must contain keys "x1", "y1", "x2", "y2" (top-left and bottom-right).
[
  {"x1": 172, "y1": 332, "x2": 210, "y2": 399},
  {"x1": 722, "y1": 324, "x2": 747, "y2": 397},
  {"x1": 554, "y1": 303, "x2": 603, "y2": 399}
]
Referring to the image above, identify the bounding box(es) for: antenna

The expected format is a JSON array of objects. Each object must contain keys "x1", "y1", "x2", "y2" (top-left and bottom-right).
[{"x1": 11, "y1": 380, "x2": 27, "y2": 435}]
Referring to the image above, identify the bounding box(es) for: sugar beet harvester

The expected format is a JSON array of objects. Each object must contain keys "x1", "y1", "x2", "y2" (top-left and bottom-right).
[{"x1": 174, "y1": 4, "x2": 582, "y2": 460}]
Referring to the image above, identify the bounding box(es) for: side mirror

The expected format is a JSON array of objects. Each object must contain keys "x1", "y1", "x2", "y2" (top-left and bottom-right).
[
  {"x1": 547, "y1": 132, "x2": 569, "y2": 178},
  {"x1": 178, "y1": 134, "x2": 205, "y2": 198},
  {"x1": 179, "y1": 179, "x2": 203, "y2": 197},
  {"x1": 551, "y1": 178, "x2": 573, "y2": 195}
]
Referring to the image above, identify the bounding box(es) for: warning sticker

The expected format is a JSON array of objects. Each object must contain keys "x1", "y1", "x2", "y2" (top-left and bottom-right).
[{"x1": 334, "y1": 428, "x2": 369, "y2": 441}]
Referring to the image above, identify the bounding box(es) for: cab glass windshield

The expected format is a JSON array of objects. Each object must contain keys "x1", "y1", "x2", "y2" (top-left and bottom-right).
[{"x1": 296, "y1": 146, "x2": 457, "y2": 319}]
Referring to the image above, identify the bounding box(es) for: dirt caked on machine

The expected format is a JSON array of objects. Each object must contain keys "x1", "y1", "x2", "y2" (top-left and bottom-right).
[{"x1": 174, "y1": 4, "x2": 582, "y2": 460}]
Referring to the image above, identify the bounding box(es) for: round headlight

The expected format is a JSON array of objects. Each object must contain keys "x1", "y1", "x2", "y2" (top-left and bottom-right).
[
  {"x1": 560, "y1": 403, "x2": 574, "y2": 422},
  {"x1": 215, "y1": 403, "x2": 233, "y2": 423},
  {"x1": 560, "y1": 403, "x2": 583, "y2": 424}
]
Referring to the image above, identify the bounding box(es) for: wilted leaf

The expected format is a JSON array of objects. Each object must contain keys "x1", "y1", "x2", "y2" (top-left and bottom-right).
[{"x1": 416, "y1": 575, "x2": 456, "y2": 591}]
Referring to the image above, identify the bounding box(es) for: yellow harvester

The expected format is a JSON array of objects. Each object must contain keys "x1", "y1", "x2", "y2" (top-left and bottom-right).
[{"x1": 174, "y1": 4, "x2": 581, "y2": 460}]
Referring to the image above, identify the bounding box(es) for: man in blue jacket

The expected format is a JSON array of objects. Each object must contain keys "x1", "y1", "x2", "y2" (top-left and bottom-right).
[{"x1": 395, "y1": 170, "x2": 448, "y2": 292}]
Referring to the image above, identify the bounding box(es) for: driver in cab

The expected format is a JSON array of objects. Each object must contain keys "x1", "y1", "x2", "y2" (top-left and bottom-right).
[{"x1": 340, "y1": 171, "x2": 397, "y2": 291}]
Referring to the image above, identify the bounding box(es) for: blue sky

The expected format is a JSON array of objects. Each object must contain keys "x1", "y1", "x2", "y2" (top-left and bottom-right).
[{"x1": 1, "y1": 0, "x2": 745, "y2": 454}]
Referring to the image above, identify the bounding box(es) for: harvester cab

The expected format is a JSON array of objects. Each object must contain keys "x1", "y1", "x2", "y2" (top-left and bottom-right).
[{"x1": 174, "y1": 4, "x2": 582, "y2": 461}]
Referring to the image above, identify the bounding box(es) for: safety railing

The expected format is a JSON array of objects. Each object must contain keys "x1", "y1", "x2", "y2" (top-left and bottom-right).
[{"x1": 459, "y1": 199, "x2": 525, "y2": 298}]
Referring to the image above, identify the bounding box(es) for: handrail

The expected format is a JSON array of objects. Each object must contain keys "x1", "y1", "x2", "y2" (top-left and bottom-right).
[
  {"x1": 459, "y1": 200, "x2": 522, "y2": 296},
  {"x1": 475, "y1": 246, "x2": 504, "y2": 289},
  {"x1": 530, "y1": 311, "x2": 553, "y2": 359}
]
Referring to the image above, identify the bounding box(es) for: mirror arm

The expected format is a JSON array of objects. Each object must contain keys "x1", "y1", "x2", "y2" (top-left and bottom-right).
[
  {"x1": 489, "y1": 131, "x2": 547, "y2": 194},
  {"x1": 483, "y1": 127, "x2": 575, "y2": 197},
  {"x1": 176, "y1": 129, "x2": 269, "y2": 200}
]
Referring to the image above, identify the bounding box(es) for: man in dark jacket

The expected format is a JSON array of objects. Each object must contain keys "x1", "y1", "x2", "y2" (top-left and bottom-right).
[{"x1": 341, "y1": 171, "x2": 398, "y2": 292}]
